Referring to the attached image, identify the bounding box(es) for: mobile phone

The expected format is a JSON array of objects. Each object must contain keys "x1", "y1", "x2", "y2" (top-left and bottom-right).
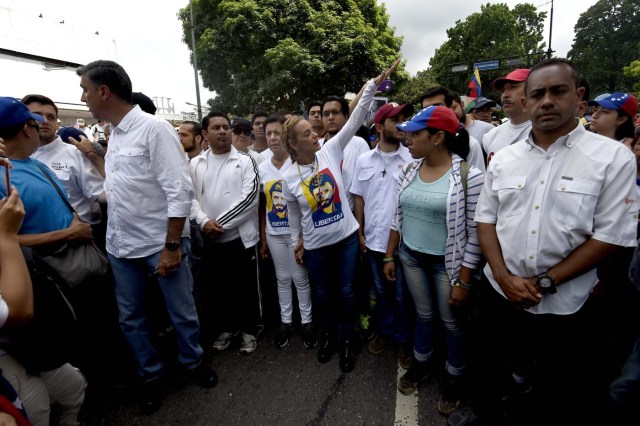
[
  {"x1": 377, "y1": 79, "x2": 393, "y2": 92},
  {"x1": 3, "y1": 165, "x2": 10, "y2": 196}
]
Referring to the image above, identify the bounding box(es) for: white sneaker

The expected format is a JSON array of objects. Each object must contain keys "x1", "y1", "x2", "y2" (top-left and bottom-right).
[
  {"x1": 213, "y1": 332, "x2": 233, "y2": 351},
  {"x1": 239, "y1": 333, "x2": 257, "y2": 354}
]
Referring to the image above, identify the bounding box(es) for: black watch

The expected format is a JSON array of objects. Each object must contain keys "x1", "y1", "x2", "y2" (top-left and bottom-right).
[
  {"x1": 537, "y1": 273, "x2": 557, "y2": 294},
  {"x1": 165, "y1": 240, "x2": 181, "y2": 252}
]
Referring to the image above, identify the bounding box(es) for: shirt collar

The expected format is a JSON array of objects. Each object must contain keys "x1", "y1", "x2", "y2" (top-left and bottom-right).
[
  {"x1": 525, "y1": 119, "x2": 584, "y2": 151},
  {"x1": 35, "y1": 136, "x2": 63, "y2": 155},
  {"x1": 114, "y1": 105, "x2": 142, "y2": 133}
]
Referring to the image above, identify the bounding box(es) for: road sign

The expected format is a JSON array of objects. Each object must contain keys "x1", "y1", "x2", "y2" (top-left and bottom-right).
[{"x1": 474, "y1": 60, "x2": 499, "y2": 71}]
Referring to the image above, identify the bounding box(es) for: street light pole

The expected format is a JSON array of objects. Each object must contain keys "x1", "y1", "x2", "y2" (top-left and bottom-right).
[
  {"x1": 547, "y1": 0, "x2": 554, "y2": 58},
  {"x1": 190, "y1": 0, "x2": 202, "y2": 122}
]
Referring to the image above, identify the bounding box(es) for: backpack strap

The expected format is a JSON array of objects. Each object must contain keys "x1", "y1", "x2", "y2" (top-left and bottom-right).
[{"x1": 460, "y1": 161, "x2": 470, "y2": 199}]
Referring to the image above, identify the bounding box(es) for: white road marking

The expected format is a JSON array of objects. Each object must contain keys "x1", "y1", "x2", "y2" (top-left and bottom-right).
[{"x1": 394, "y1": 363, "x2": 419, "y2": 426}]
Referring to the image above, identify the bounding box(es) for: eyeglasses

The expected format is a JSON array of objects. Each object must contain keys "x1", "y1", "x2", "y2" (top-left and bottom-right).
[
  {"x1": 27, "y1": 123, "x2": 40, "y2": 132},
  {"x1": 322, "y1": 110, "x2": 343, "y2": 118},
  {"x1": 232, "y1": 127, "x2": 252, "y2": 136}
]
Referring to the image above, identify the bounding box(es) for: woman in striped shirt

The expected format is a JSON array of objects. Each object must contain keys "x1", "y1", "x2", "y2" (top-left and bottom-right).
[{"x1": 383, "y1": 105, "x2": 484, "y2": 416}]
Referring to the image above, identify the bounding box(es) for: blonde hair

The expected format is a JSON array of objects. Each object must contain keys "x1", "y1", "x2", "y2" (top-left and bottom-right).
[{"x1": 282, "y1": 116, "x2": 304, "y2": 163}]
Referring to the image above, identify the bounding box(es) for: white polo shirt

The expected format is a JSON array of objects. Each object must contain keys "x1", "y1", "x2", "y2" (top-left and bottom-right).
[
  {"x1": 350, "y1": 144, "x2": 413, "y2": 253},
  {"x1": 482, "y1": 119, "x2": 531, "y2": 164},
  {"x1": 475, "y1": 123, "x2": 638, "y2": 315},
  {"x1": 32, "y1": 136, "x2": 104, "y2": 224}
]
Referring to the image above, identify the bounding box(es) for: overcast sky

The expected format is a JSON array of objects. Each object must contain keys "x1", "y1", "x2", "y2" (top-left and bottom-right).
[{"x1": 5, "y1": 0, "x2": 599, "y2": 112}]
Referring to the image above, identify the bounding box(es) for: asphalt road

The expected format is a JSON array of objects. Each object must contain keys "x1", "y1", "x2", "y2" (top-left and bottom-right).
[{"x1": 101, "y1": 329, "x2": 450, "y2": 426}]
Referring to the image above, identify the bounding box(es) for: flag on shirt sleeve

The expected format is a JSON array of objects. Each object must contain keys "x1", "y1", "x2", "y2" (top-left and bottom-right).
[{"x1": 467, "y1": 67, "x2": 482, "y2": 98}]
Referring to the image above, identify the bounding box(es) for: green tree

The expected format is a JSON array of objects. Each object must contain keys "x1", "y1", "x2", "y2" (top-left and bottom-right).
[
  {"x1": 568, "y1": 0, "x2": 640, "y2": 96},
  {"x1": 428, "y1": 3, "x2": 546, "y2": 98},
  {"x1": 179, "y1": 0, "x2": 405, "y2": 116},
  {"x1": 623, "y1": 60, "x2": 640, "y2": 96}
]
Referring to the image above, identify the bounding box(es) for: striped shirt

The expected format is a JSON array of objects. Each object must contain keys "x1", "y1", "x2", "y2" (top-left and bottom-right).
[{"x1": 391, "y1": 154, "x2": 484, "y2": 283}]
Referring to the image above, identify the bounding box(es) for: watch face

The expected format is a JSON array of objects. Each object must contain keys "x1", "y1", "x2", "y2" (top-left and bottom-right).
[
  {"x1": 539, "y1": 276, "x2": 552, "y2": 288},
  {"x1": 166, "y1": 242, "x2": 180, "y2": 251}
]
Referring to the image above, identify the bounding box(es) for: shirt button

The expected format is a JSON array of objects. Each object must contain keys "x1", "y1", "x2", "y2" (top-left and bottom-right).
[
  {"x1": 560, "y1": 186, "x2": 566, "y2": 191},
  {"x1": 534, "y1": 205, "x2": 540, "y2": 210},
  {"x1": 540, "y1": 180, "x2": 545, "y2": 185},
  {"x1": 529, "y1": 255, "x2": 534, "y2": 260},
  {"x1": 546, "y1": 156, "x2": 551, "y2": 160},
  {"x1": 517, "y1": 184, "x2": 522, "y2": 188},
  {"x1": 531, "y1": 230, "x2": 537, "y2": 235}
]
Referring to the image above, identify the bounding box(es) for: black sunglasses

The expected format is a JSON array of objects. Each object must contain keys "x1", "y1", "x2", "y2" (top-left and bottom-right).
[
  {"x1": 232, "y1": 127, "x2": 252, "y2": 136},
  {"x1": 27, "y1": 123, "x2": 40, "y2": 132}
]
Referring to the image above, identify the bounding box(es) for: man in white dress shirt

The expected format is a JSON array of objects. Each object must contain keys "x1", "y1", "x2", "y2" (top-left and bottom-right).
[
  {"x1": 76, "y1": 60, "x2": 216, "y2": 414},
  {"x1": 469, "y1": 58, "x2": 638, "y2": 425}
]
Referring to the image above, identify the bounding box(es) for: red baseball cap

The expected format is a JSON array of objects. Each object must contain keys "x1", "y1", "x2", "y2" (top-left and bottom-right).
[
  {"x1": 492, "y1": 68, "x2": 530, "y2": 91},
  {"x1": 396, "y1": 105, "x2": 460, "y2": 134},
  {"x1": 374, "y1": 102, "x2": 415, "y2": 125}
]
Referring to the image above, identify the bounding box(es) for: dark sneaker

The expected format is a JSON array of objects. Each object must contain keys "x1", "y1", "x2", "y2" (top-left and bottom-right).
[
  {"x1": 447, "y1": 406, "x2": 478, "y2": 426},
  {"x1": 273, "y1": 323, "x2": 294, "y2": 349},
  {"x1": 398, "y1": 343, "x2": 414, "y2": 370},
  {"x1": 140, "y1": 378, "x2": 163, "y2": 415},
  {"x1": 187, "y1": 362, "x2": 218, "y2": 389},
  {"x1": 368, "y1": 334, "x2": 392, "y2": 355},
  {"x1": 397, "y1": 359, "x2": 431, "y2": 395},
  {"x1": 438, "y1": 373, "x2": 463, "y2": 415},
  {"x1": 317, "y1": 333, "x2": 336, "y2": 363},
  {"x1": 213, "y1": 332, "x2": 233, "y2": 351},
  {"x1": 357, "y1": 314, "x2": 376, "y2": 341},
  {"x1": 339, "y1": 339, "x2": 356, "y2": 373},
  {"x1": 302, "y1": 322, "x2": 319, "y2": 349},
  {"x1": 500, "y1": 376, "x2": 532, "y2": 401}
]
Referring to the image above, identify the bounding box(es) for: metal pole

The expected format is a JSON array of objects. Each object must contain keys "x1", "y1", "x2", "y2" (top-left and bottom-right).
[
  {"x1": 547, "y1": 0, "x2": 554, "y2": 58},
  {"x1": 190, "y1": 0, "x2": 202, "y2": 122}
]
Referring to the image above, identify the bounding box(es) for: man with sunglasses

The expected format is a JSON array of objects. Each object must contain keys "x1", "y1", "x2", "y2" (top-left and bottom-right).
[{"x1": 231, "y1": 117, "x2": 264, "y2": 166}]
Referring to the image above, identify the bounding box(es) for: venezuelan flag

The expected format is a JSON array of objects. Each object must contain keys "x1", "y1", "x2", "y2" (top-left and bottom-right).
[{"x1": 467, "y1": 67, "x2": 482, "y2": 98}]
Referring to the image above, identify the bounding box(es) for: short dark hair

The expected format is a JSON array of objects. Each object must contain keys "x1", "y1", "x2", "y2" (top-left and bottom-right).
[
  {"x1": 321, "y1": 96, "x2": 349, "y2": 117},
  {"x1": 263, "y1": 114, "x2": 286, "y2": 131},
  {"x1": 181, "y1": 120, "x2": 202, "y2": 137},
  {"x1": 21, "y1": 94, "x2": 58, "y2": 116},
  {"x1": 251, "y1": 111, "x2": 269, "y2": 125},
  {"x1": 450, "y1": 91, "x2": 462, "y2": 106},
  {"x1": 76, "y1": 60, "x2": 133, "y2": 103},
  {"x1": 132, "y1": 92, "x2": 156, "y2": 115},
  {"x1": 307, "y1": 100, "x2": 322, "y2": 111},
  {"x1": 202, "y1": 111, "x2": 230, "y2": 130},
  {"x1": 419, "y1": 86, "x2": 453, "y2": 107},
  {"x1": 526, "y1": 58, "x2": 580, "y2": 93}
]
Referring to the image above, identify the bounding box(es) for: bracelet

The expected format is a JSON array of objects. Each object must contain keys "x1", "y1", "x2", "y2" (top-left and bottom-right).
[
  {"x1": 382, "y1": 257, "x2": 395, "y2": 263},
  {"x1": 453, "y1": 278, "x2": 472, "y2": 290},
  {"x1": 85, "y1": 150, "x2": 96, "y2": 156}
]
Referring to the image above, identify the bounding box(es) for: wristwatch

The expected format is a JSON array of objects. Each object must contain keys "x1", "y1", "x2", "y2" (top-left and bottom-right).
[
  {"x1": 537, "y1": 273, "x2": 557, "y2": 294},
  {"x1": 165, "y1": 240, "x2": 181, "y2": 252}
]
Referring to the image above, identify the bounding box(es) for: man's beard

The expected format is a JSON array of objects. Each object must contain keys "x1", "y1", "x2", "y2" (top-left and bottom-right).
[{"x1": 383, "y1": 129, "x2": 402, "y2": 145}]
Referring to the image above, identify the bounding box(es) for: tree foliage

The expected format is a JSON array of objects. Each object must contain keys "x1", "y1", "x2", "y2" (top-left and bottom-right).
[
  {"x1": 568, "y1": 0, "x2": 640, "y2": 96},
  {"x1": 428, "y1": 3, "x2": 546, "y2": 99},
  {"x1": 179, "y1": 0, "x2": 405, "y2": 116},
  {"x1": 623, "y1": 60, "x2": 640, "y2": 96},
  {"x1": 390, "y1": 69, "x2": 437, "y2": 106}
]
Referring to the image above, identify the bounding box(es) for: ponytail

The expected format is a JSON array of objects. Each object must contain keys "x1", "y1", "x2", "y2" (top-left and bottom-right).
[{"x1": 427, "y1": 127, "x2": 470, "y2": 160}]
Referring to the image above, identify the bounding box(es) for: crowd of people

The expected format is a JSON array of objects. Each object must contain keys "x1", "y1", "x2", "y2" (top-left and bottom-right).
[{"x1": 0, "y1": 56, "x2": 639, "y2": 426}]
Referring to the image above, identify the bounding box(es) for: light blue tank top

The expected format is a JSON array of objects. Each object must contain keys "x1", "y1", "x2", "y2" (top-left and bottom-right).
[{"x1": 400, "y1": 169, "x2": 451, "y2": 255}]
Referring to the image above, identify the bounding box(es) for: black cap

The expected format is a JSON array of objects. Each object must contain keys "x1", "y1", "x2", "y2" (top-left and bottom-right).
[{"x1": 231, "y1": 117, "x2": 252, "y2": 129}]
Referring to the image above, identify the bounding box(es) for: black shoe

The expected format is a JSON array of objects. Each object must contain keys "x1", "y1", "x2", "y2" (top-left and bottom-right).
[
  {"x1": 339, "y1": 340, "x2": 356, "y2": 373},
  {"x1": 140, "y1": 379, "x2": 163, "y2": 415},
  {"x1": 273, "y1": 323, "x2": 294, "y2": 349},
  {"x1": 302, "y1": 322, "x2": 319, "y2": 349},
  {"x1": 188, "y1": 362, "x2": 218, "y2": 389},
  {"x1": 317, "y1": 333, "x2": 336, "y2": 363}
]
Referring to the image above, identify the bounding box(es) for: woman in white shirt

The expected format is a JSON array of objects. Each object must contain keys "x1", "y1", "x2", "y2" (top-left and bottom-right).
[
  {"x1": 281, "y1": 59, "x2": 400, "y2": 373},
  {"x1": 258, "y1": 115, "x2": 315, "y2": 350}
]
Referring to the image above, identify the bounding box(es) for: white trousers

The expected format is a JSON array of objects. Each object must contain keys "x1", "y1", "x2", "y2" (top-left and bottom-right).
[
  {"x1": 266, "y1": 234, "x2": 312, "y2": 324},
  {"x1": 0, "y1": 353, "x2": 86, "y2": 426}
]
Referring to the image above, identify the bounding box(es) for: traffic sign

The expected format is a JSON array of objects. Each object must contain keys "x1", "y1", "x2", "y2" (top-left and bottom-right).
[{"x1": 473, "y1": 60, "x2": 499, "y2": 71}]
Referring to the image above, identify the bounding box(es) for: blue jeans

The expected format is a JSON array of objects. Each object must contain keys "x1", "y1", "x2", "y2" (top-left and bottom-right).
[
  {"x1": 367, "y1": 250, "x2": 411, "y2": 345},
  {"x1": 304, "y1": 232, "x2": 359, "y2": 341},
  {"x1": 399, "y1": 244, "x2": 464, "y2": 372},
  {"x1": 109, "y1": 237, "x2": 203, "y2": 380}
]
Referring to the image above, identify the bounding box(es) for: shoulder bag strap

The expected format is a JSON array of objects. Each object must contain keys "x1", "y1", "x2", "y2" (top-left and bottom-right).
[
  {"x1": 35, "y1": 163, "x2": 76, "y2": 214},
  {"x1": 460, "y1": 161, "x2": 470, "y2": 199}
]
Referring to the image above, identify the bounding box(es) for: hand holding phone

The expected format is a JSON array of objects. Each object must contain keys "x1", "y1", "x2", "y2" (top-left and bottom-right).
[{"x1": 3, "y1": 164, "x2": 10, "y2": 196}]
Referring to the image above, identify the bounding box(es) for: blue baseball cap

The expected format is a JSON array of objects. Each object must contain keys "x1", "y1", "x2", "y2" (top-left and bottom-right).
[
  {"x1": 57, "y1": 127, "x2": 87, "y2": 143},
  {"x1": 396, "y1": 105, "x2": 460, "y2": 134},
  {"x1": 588, "y1": 92, "x2": 638, "y2": 118},
  {"x1": 0, "y1": 97, "x2": 44, "y2": 127}
]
